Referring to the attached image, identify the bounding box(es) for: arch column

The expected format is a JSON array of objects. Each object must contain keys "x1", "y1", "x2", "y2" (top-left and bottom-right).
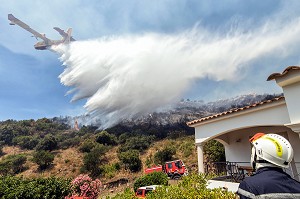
[{"x1": 196, "y1": 143, "x2": 205, "y2": 173}]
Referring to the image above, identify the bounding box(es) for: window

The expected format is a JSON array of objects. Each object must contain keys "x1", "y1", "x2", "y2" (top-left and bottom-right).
[
  {"x1": 145, "y1": 189, "x2": 153, "y2": 195},
  {"x1": 136, "y1": 189, "x2": 144, "y2": 196},
  {"x1": 175, "y1": 161, "x2": 182, "y2": 168},
  {"x1": 168, "y1": 163, "x2": 173, "y2": 169}
]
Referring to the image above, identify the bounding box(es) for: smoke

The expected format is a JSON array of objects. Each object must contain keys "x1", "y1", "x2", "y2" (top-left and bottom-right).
[{"x1": 53, "y1": 17, "x2": 300, "y2": 129}]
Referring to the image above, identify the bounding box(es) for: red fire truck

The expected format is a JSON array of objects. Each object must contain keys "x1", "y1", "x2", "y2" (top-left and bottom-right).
[{"x1": 144, "y1": 159, "x2": 188, "y2": 179}]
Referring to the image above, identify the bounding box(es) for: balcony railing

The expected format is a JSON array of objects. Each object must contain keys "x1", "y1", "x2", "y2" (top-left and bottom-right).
[
  {"x1": 204, "y1": 161, "x2": 253, "y2": 183},
  {"x1": 205, "y1": 161, "x2": 300, "y2": 183}
]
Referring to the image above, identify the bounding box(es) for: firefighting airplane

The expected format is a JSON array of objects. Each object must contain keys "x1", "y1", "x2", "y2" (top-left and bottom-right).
[{"x1": 8, "y1": 14, "x2": 75, "y2": 50}]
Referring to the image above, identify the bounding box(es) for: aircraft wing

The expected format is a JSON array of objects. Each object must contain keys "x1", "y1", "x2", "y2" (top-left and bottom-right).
[
  {"x1": 53, "y1": 27, "x2": 76, "y2": 41},
  {"x1": 8, "y1": 14, "x2": 51, "y2": 43}
]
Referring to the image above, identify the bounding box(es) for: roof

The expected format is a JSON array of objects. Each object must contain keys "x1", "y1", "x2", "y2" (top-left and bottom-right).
[
  {"x1": 267, "y1": 66, "x2": 300, "y2": 81},
  {"x1": 138, "y1": 185, "x2": 161, "y2": 190},
  {"x1": 186, "y1": 96, "x2": 285, "y2": 126}
]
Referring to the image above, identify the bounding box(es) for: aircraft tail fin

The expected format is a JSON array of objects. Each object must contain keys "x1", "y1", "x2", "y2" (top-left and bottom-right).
[
  {"x1": 64, "y1": 28, "x2": 72, "y2": 44},
  {"x1": 54, "y1": 27, "x2": 75, "y2": 43}
]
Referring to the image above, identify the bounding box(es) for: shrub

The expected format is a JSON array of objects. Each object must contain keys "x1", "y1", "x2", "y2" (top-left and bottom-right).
[
  {"x1": 95, "y1": 131, "x2": 117, "y2": 146},
  {"x1": 0, "y1": 176, "x2": 71, "y2": 199},
  {"x1": 154, "y1": 146, "x2": 176, "y2": 165},
  {"x1": 81, "y1": 144, "x2": 108, "y2": 177},
  {"x1": 12, "y1": 135, "x2": 39, "y2": 150},
  {"x1": 118, "y1": 135, "x2": 155, "y2": 153},
  {"x1": 79, "y1": 139, "x2": 97, "y2": 153},
  {"x1": 145, "y1": 154, "x2": 153, "y2": 168},
  {"x1": 118, "y1": 150, "x2": 142, "y2": 172},
  {"x1": 32, "y1": 150, "x2": 54, "y2": 170},
  {"x1": 179, "y1": 138, "x2": 195, "y2": 157},
  {"x1": 59, "y1": 137, "x2": 81, "y2": 149},
  {"x1": 66, "y1": 174, "x2": 102, "y2": 199},
  {"x1": 36, "y1": 135, "x2": 58, "y2": 151},
  {"x1": 145, "y1": 174, "x2": 236, "y2": 199},
  {"x1": 100, "y1": 163, "x2": 121, "y2": 179},
  {"x1": 0, "y1": 126, "x2": 15, "y2": 145},
  {"x1": 203, "y1": 140, "x2": 226, "y2": 162},
  {"x1": 133, "y1": 172, "x2": 168, "y2": 192},
  {"x1": 109, "y1": 188, "x2": 135, "y2": 199},
  {"x1": 0, "y1": 154, "x2": 27, "y2": 175}
]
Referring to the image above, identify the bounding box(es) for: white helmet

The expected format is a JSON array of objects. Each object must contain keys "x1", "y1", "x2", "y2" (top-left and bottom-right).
[{"x1": 250, "y1": 133, "x2": 293, "y2": 169}]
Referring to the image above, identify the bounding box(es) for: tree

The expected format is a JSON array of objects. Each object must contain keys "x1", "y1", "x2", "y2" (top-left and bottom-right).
[
  {"x1": 79, "y1": 139, "x2": 97, "y2": 153},
  {"x1": 32, "y1": 150, "x2": 54, "y2": 170},
  {"x1": 203, "y1": 140, "x2": 225, "y2": 162},
  {"x1": 96, "y1": 131, "x2": 117, "y2": 146},
  {"x1": 154, "y1": 146, "x2": 176, "y2": 165},
  {"x1": 81, "y1": 144, "x2": 108, "y2": 177},
  {"x1": 36, "y1": 135, "x2": 58, "y2": 151},
  {"x1": 118, "y1": 150, "x2": 142, "y2": 172},
  {"x1": 0, "y1": 126, "x2": 15, "y2": 145}
]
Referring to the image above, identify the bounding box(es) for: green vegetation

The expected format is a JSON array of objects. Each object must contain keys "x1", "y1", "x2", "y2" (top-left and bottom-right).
[
  {"x1": 96, "y1": 131, "x2": 117, "y2": 146},
  {"x1": 0, "y1": 117, "x2": 229, "y2": 198},
  {"x1": 154, "y1": 146, "x2": 176, "y2": 165},
  {"x1": 110, "y1": 173, "x2": 235, "y2": 199},
  {"x1": 36, "y1": 135, "x2": 58, "y2": 151},
  {"x1": 118, "y1": 149, "x2": 142, "y2": 172},
  {"x1": 81, "y1": 144, "x2": 108, "y2": 177},
  {"x1": 118, "y1": 135, "x2": 155, "y2": 153},
  {"x1": 12, "y1": 135, "x2": 39, "y2": 150},
  {"x1": 204, "y1": 140, "x2": 226, "y2": 162},
  {"x1": 145, "y1": 174, "x2": 235, "y2": 199},
  {"x1": 0, "y1": 154, "x2": 27, "y2": 175},
  {"x1": 32, "y1": 150, "x2": 55, "y2": 170},
  {"x1": 133, "y1": 172, "x2": 168, "y2": 192},
  {"x1": 0, "y1": 176, "x2": 71, "y2": 199}
]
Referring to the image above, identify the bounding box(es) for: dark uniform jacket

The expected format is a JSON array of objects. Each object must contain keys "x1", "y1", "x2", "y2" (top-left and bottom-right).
[{"x1": 237, "y1": 167, "x2": 300, "y2": 199}]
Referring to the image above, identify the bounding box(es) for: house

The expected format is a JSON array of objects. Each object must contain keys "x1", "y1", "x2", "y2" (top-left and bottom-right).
[{"x1": 187, "y1": 66, "x2": 300, "y2": 184}]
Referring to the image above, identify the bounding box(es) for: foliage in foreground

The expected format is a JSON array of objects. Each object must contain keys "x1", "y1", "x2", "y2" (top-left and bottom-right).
[
  {"x1": 0, "y1": 176, "x2": 71, "y2": 199},
  {"x1": 133, "y1": 172, "x2": 169, "y2": 192},
  {"x1": 109, "y1": 174, "x2": 236, "y2": 199}
]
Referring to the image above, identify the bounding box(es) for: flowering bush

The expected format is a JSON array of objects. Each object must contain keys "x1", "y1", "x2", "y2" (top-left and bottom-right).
[{"x1": 66, "y1": 174, "x2": 102, "y2": 199}]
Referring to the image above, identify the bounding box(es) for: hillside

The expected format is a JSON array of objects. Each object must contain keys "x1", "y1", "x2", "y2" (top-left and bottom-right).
[
  {"x1": 61, "y1": 93, "x2": 283, "y2": 128},
  {"x1": 0, "y1": 136, "x2": 197, "y2": 190},
  {"x1": 0, "y1": 93, "x2": 281, "y2": 188}
]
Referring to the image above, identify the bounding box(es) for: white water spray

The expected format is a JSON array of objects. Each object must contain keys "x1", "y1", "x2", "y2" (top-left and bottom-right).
[{"x1": 53, "y1": 18, "x2": 300, "y2": 128}]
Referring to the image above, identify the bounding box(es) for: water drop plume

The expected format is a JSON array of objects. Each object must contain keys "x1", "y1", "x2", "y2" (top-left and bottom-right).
[{"x1": 54, "y1": 18, "x2": 300, "y2": 128}]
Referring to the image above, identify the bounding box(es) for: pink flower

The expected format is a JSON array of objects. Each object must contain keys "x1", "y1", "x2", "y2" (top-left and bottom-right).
[{"x1": 67, "y1": 174, "x2": 102, "y2": 199}]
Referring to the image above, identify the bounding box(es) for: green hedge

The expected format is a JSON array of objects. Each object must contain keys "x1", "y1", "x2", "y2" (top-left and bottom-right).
[
  {"x1": 109, "y1": 174, "x2": 236, "y2": 199},
  {"x1": 0, "y1": 176, "x2": 71, "y2": 199},
  {"x1": 133, "y1": 172, "x2": 168, "y2": 192}
]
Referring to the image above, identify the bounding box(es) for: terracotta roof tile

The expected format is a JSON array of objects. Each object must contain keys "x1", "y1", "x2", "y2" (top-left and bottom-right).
[
  {"x1": 186, "y1": 96, "x2": 285, "y2": 126},
  {"x1": 267, "y1": 66, "x2": 300, "y2": 81}
]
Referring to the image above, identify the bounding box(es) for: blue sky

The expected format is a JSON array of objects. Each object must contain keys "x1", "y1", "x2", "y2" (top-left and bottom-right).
[{"x1": 1, "y1": 0, "x2": 300, "y2": 123}]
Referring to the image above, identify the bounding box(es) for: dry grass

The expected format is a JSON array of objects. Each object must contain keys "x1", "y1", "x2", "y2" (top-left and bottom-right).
[{"x1": 1, "y1": 135, "x2": 198, "y2": 181}]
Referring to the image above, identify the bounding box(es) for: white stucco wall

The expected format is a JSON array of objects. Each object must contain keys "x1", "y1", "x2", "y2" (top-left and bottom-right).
[
  {"x1": 223, "y1": 127, "x2": 297, "y2": 164},
  {"x1": 287, "y1": 131, "x2": 300, "y2": 163},
  {"x1": 282, "y1": 81, "x2": 300, "y2": 124}
]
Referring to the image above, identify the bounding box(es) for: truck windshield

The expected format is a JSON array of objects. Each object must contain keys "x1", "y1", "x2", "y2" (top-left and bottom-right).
[
  {"x1": 136, "y1": 189, "x2": 143, "y2": 196},
  {"x1": 175, "y1": 161, "x2": 182, "y2": 168}
]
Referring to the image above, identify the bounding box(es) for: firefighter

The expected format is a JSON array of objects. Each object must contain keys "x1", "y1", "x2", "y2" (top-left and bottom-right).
[{"x1": 237, "y1": 133, "x2": 300, "y2": 199}]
